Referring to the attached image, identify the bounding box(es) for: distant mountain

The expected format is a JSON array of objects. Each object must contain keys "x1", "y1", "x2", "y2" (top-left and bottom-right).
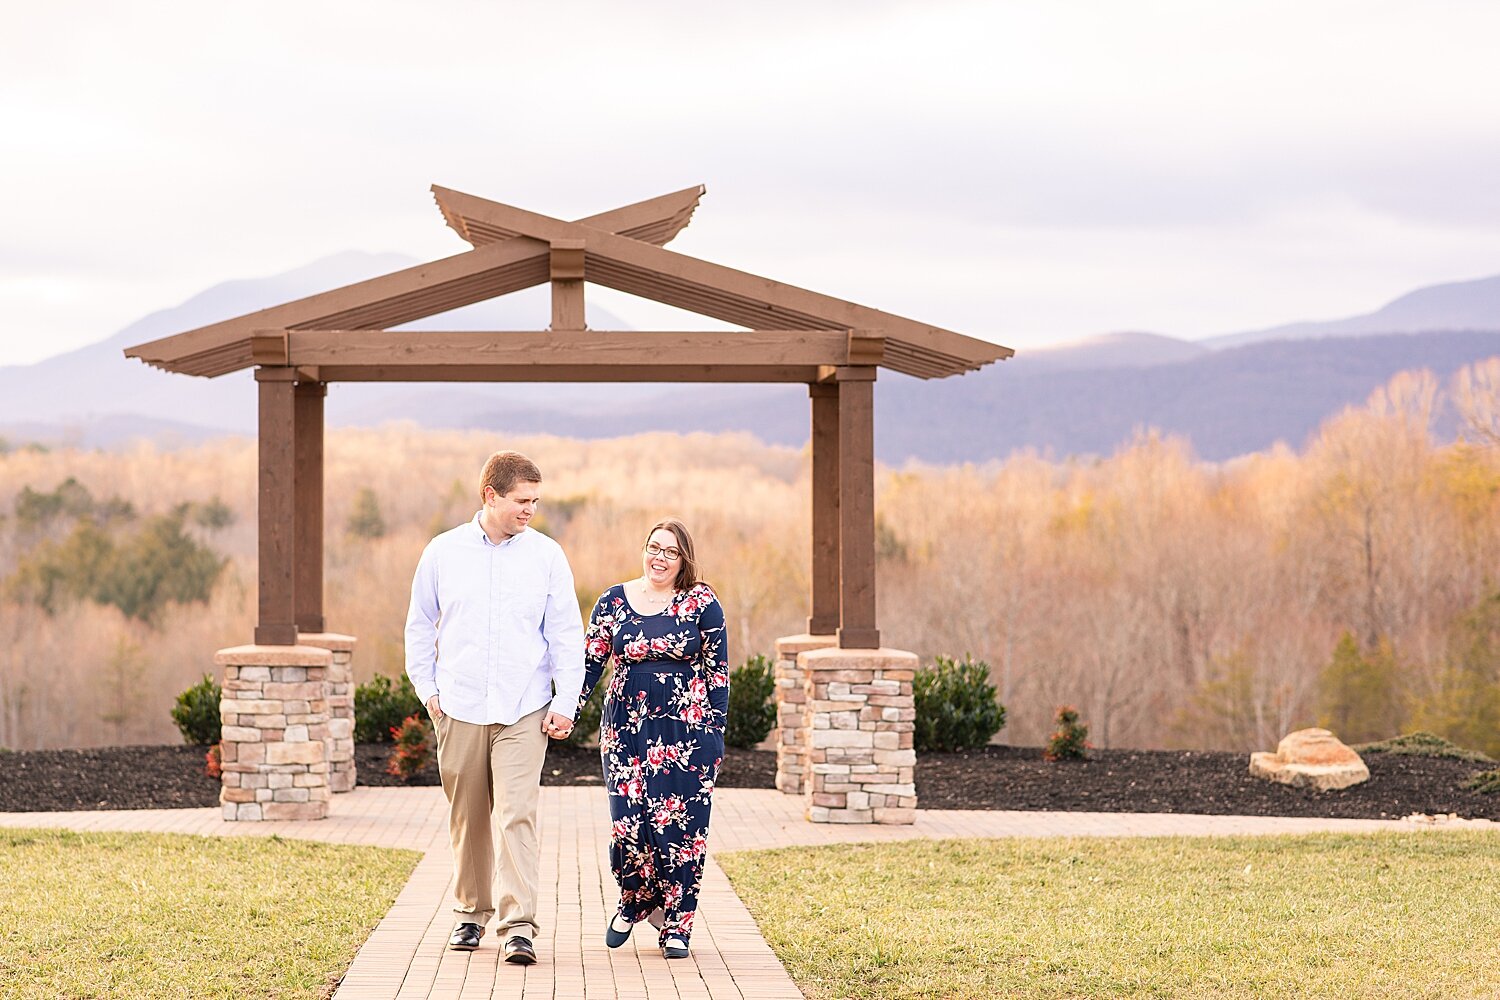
[
  {"x1": 5, "y1": 260, "x2": 1500, "y2": 463},
  {"x1": 0, "y1": 251, "x2": 419, "y2": 437},
  {"x1": 0, "y1": 250, "x2": 638, "y2": 439},
  {"x1": 1208, "y1": 274, "x2": 1500, "y2": 348},
  {"x1": 1015, "y1": 331, "x2": 1211, "y2": 372},
  {"x1": 869, "y1": 330, "x2": 1500, "y2": 463}
]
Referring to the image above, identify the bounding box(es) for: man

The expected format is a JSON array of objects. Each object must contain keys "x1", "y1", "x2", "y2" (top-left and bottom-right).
[{"x1": 405, "y1": 450, "x2": 583, "y2": 964}]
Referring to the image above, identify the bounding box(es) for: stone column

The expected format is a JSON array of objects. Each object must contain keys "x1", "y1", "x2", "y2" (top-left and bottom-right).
[
  {"x1": 802, "y1": 646, "x2": 918, "y2": 824},
  {"x1": 215, "y1": 644, "x2": 333, "y2": 821},
  {"x1": 773, "y1": 634, "x2": 838, "y2": 794},
  {"x1": 297, "y1": 633, "x2": 357, "y2": 793}
]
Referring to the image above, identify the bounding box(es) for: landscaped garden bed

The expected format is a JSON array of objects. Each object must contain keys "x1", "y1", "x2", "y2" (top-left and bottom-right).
[{"x1": 1, "y1": 739, "x2": 1494, "y2": 819}]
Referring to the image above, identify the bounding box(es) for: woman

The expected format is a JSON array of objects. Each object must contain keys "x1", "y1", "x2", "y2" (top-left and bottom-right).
[{"x1": 577, "y1": 518, "x2": 729, "y2": 959}]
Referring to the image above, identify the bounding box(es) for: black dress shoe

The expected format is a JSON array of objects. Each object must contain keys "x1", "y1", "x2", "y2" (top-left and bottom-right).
[
  {"x1": 448, "y1": 922, "x2": 483, "y2": 951},
  {"x1": 503, "y1": 935, "x2": 537, "y2": 965},
  {"x1": 605, "y1": 913, "x2": 633, "y2": 948},
  {"x1": 662, "y1": 935, "x2": 689, "y2": 959}
]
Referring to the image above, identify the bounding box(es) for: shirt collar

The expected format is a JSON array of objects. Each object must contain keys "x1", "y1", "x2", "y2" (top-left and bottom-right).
[{"x1": 470, "y1": 511, "x2": 527, "y2": 548}]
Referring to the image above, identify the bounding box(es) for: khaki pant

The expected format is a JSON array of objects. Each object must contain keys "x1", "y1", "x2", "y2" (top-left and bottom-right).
[{"x1": 435, "y1": 708, "x2": 549, "y2": 938}]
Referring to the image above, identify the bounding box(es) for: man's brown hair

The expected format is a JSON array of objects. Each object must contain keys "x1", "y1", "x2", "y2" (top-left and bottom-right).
[{"x1": 479, "y1": 451, "x2": 542, "y2": 502}]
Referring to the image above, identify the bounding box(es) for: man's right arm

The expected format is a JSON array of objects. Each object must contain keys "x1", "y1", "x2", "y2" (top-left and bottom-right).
[{"x1": 404, "y1": 545, "x2": 442, "y2": 716}]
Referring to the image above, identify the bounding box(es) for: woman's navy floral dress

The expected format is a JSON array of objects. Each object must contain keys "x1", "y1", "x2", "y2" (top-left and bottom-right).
[{"x1": 577, "y1": 581, "x2": 729, "y2": 947}]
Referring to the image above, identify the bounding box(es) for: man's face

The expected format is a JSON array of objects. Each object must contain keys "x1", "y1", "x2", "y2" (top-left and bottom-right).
[{"x1": 486, "y1": 481, "x2": 541, "y2": 537}]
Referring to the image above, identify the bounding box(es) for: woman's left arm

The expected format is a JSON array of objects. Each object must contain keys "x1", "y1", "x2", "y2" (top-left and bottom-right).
[{"x1": 698, "y1": 591, "x2": 730, "y2": 731}]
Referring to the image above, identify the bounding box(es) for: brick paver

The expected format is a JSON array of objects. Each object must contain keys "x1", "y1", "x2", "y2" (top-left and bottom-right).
[{"x1": 2, "y1": 786, "x2": 1491, "y2": 998}]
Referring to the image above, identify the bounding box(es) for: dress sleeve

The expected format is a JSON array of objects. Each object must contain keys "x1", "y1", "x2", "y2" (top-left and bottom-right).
[
  {"x1": 575, "y1": 589, "x2": 616, "y2": 716},
  {"x1": 697, "y1": 589, "x2": 730, "y2": 732}
]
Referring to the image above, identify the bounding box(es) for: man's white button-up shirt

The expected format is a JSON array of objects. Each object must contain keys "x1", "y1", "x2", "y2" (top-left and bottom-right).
[{"x1": 404, "y1": 514, "x2": 586, "y2": 726}]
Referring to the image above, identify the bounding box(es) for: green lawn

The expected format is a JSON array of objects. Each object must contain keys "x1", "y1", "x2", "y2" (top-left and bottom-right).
[
  {"x1": 719, "y1": 832, "x2": 1500, "y2": 1000},
  {"x1": 0, "y1": 829, "x2": 419, "y2": 999}
]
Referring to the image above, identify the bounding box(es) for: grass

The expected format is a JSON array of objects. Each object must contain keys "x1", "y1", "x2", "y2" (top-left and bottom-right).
[
  {"x1": 718, "y1": 832, "x2": 1500, "y2": 1000},
  {"x1": 0, "y1": 829, "x2": 419, "y2": 999},
  {"x1": 1466, "y1": 769, "x2": 1500, "y2": 794}
]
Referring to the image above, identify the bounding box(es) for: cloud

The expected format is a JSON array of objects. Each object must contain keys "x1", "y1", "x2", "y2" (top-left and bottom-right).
[{"x1": 4, "y1": 0, "x2": 1500, "y2": 365}]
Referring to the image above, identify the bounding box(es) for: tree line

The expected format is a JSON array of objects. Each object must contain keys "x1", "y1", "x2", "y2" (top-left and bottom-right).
[{"x1": 0, "y1": 360, "x2": 1496, "y2": 753}]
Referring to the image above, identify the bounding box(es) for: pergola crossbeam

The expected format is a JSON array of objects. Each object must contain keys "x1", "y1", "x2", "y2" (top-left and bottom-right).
[{"x1": 247, "y1": 329, "x2": 871, "y2": 369}]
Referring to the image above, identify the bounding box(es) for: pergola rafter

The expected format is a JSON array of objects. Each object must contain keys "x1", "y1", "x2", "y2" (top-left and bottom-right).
[{"x1": 125, "y1": 184, "x2": 1012, "y2": 650}]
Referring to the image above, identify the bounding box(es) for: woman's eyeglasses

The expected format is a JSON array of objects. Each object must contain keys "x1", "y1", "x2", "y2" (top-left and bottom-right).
[{"x1": 644, "y1": 542, "x2": 682, "y2": 561}]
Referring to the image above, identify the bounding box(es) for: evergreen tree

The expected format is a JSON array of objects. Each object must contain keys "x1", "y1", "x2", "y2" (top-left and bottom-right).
[
  {"x1": 1317, "y1": 632, "x2": 1404, "y2": 743},
  {"x1": 347, "y1": 487, "x2": 387, "y2": 539},
  {"x1": 1411, "y1": 593, "x2": 1500, "y2": 758}
]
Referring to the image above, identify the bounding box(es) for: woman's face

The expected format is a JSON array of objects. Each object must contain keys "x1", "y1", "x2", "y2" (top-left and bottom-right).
[{"x1": 641, "y1": 528, "x2": 682, "y2": 590}]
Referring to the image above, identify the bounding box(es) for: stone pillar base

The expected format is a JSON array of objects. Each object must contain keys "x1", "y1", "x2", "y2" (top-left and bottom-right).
[
  {"x1": 773, "y1": 634, "x2": 838, "y2": 795},
  {"x1": 215, "y1": 644, "x2": 333, "y2": 821},
  {"x1": 297, "y1": 633, "x2": 357, "y2": 793},
  {"x1": 802, "y1": 646, "x2": 918, "y2": 825}
]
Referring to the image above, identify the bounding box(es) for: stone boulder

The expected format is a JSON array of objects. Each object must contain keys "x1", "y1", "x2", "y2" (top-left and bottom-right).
[{"x1": 1249, "y1": 728, "x2": 1370, "y2": 791}]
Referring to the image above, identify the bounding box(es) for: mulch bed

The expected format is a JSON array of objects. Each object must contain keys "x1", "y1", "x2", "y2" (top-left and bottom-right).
[{"x1": 1, "y1": 742, "x2": 1494, "y2": 820}]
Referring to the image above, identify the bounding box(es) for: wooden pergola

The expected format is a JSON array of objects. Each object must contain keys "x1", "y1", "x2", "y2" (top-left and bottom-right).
[{"x1": 126, "y1": 185, "x2": 1012, "y2": 650}]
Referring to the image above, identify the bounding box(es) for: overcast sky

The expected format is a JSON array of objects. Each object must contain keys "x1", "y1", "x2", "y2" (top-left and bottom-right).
[{"x1": 4, "y1": 0, "x2": 1500, "y2": 366}]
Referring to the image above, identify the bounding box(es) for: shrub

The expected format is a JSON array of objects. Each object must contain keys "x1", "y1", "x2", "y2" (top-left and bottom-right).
[
  {"x1": 1044, "y1": 705, "x2": 1090, "y2": 761},
  {"x1": 566, "y1": 665, "x2": 610, "y2": 746},
  {"x1": 171, "y1": 674, "x2": 222, "y2": 746},
  {"x1": 354, "y1": 673, "x2": 424, "y2": 743},
  {"x1": 1354, "y1": 731, "x2": 1495, "y2": 764},
  {"x1": 204, "y1": 743, "x2": 222, "y2": 778},
  {"x1": 727, "y1": 654, "x2": 777, "y2": 749},
  {"x1": 1463, "y1": 769, "x2": 1500, "y2": 794},
  {"x1": 913, "y1": 654, "x2": 1006, "y2": 752},
  {"x1": 386, "y1": 714, "x2": 435, "y2": 780}
]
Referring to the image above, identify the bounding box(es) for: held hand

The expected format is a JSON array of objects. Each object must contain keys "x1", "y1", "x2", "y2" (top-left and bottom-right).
[
  {"x1": 427, "y1": 695, "x2": 444, "y2": 722},
  {"x1": 542, "y1": 712, "x2": 574, "y2": 740}
]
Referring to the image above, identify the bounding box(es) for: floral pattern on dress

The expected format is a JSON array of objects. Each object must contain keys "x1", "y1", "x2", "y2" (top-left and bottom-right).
[{"x1": 577, "y1": 581, "x2": 729, "y2": 947}]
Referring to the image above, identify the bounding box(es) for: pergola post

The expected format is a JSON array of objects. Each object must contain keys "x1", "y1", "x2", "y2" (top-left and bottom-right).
[
  {"x1": 835, "y1": 365, "x2": 879, "y2": 649},
  {"x1": 294, "y1": 379, "x2": 326, "y2": 634},
  {"x1": 254, "y1": 367, "x2": 299, "y2": 646},
  {"x1": 807, "y1": 382, "x2": 840, "y2": 635}
]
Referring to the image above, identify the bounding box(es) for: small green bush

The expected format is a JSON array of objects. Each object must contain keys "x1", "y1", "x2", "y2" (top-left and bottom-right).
[
  {"x1": 171, "y1": 674, "x2": 221, "y2": 746},
  {"x1": 566, "y1": 665, "x2": 610, "y2": 746},
  {"x1": 1354, "y1": 731, "x2": 1495, "y2": 764},
  {"x1": 1044, "y1": 705, "x2": 1090, "y2": 761},
  {"x1": 355, "y1": 673, "x2": 424, "y2": 743},
  {"x1": 1463, "y1": 769, "x2": 1500, "y2": 794},
  {"x1": 727, "y1": 654, "x2": 776, "y2": 749},
  {"x1": 913, "y1": 654, "x2": 1006, "y2": 752}
]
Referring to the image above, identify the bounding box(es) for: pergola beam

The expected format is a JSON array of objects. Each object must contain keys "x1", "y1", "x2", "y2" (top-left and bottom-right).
[
  {"x1": 309, "y1": 364, "x2": 827, "y2": 383},
  {"x1": 248, "y1": 329, "x2": 876, "y2": 369}
]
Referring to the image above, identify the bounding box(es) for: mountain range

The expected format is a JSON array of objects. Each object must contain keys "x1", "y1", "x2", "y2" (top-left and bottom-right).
[{"x1": 2, "y1": 253, "x2": 1499, "y2": 463}]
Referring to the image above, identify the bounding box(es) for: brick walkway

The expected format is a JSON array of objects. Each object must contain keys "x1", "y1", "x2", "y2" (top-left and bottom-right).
[{"x1": 1, "y1": 787, "x2": 1490, "y2": 999}]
